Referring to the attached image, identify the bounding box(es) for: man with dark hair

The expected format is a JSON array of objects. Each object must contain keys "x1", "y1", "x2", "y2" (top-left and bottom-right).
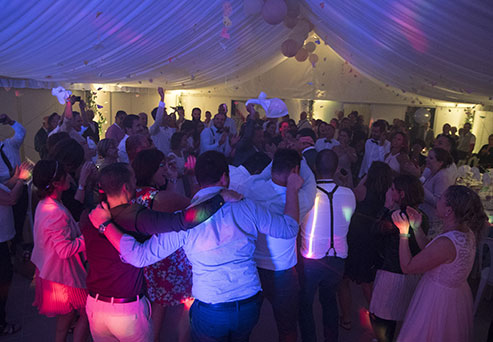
[
  {"x1": 105, "y1": 110, "x2": 127, "y2": 144},
  {"x1": 80, "y1": 162, "x2": 227, "y2": 341},
  {"x1": 89, "y1": 151, "x2": 304, "y2": 342},
  {"x1": 229, "y1": 152, "x2": 271, "y2": 193},
  {"x1": 315, "y1": 122, "x2": 339, "y2": 152},
  {"x1": 297, "y1": 128, "x2": 317, "y2": 173},
  {"x1": 358, "y1": 119, "x2": 390, "y2": 178},
  {"x1": 217, "y1": 103, "x2": 237, "y2": 135},
  {"x1": 233, "y1": 104, "x2": 265, "y2": 166},
  {"x1": 237, "y1": 148, "x2": 316, "y2": 342},
  {"x1": 299, "y1": 149, "x2": 356, "y2": 342},
  {"x1": 117, "y1": 114, "x2": 144, "y2": 163},
  {"x1": 200, "y1": 112, "x2": 231, "y2": 156},
  {"x1": 34, "y1": 116, "x2": 51, "y2": 159},
  {"x1": 457, "y1": 122, "x2": 476, "y2": 161},
  {"x1": 297, "y1": 111, "x2": 312, "y2": 130}
]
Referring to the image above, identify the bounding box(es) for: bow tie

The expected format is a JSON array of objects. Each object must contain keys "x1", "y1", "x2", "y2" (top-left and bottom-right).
[
  {"x1": 325, "y1": 139, "x2": 332, "y2": 144},
  {"x1": 371, "y1": 139, "x2": 379, "y2": 144},
  {"x1": 216, "y1": 129, "x2": 223, "y2": 134}
]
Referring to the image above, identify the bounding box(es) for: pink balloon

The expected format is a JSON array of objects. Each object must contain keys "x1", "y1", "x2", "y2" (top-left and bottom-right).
[
  {"x1": 262, "y1": 0, "x2": 288, "y2": 25},
  {"x1": 305, "y1": 42, "x2": 316, "y2": 53},
  {"x1": 281, "y1": 39, "x2": 301, "y2": 58},
  {"x1": 244, "y1": 0, "x2": 263, "y2": 15},
  {"x1": 309, "y1": 53, "x2": 319, "y2": 65},
  {"x1": 284, "y1": 16, "x2": 298, "y2": 29},
  {"x1": 293, "y1": 19, "x2": 310, "y2": 36},
  {"x1": 285, "y1": 0, "x2": 300, "y2": 18},
  {"x1": 295, "y1": 48, "x2": 309, "y2": 62}
]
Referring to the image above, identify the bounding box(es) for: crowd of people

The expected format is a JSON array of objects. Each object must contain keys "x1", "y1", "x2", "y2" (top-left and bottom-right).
[{"x1": 0, "y1": 86, "x2": 491, "y2": 342}]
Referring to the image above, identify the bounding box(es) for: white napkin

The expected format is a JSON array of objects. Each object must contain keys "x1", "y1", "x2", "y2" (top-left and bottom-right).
[
  {"x1": 246, "y1": 92, "x2": 288, "y2": 118},
  {"x1": 51, "y1": 86, "x2": 72, "y2": 105}
]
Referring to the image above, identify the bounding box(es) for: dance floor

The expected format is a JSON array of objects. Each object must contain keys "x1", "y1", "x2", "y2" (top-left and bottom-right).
[{"x1": 1, "y1": 261, "x2": 492, "y2": 342}]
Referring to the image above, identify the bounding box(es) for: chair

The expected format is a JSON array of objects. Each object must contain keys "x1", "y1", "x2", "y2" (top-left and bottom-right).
[{"x1": 473, "y1": 238, "x2": 493, "y2": 314}]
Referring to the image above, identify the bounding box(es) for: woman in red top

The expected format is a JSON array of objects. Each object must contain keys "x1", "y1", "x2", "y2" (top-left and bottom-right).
[{"x1": 131, "y1": 149, "x2": 191, "y2": 342}]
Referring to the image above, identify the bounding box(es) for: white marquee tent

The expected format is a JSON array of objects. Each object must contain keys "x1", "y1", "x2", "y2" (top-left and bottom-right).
[{"x1": 0, "y1": 0, "x2": 492, "y2": 160}]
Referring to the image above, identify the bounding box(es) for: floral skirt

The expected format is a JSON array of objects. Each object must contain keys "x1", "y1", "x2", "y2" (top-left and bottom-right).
[
  {"x1": 144, "y1": 247, "x2": 193, "y2": 306},
  {"x1": 33, "y1": 270, "x2": 87, "y2": 317}
]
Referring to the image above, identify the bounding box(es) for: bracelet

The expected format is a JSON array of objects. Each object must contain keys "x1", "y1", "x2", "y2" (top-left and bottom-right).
[
  {"x1": 78, "y1": 184, "x2": 85, "y2": 191},
  {"x1": 98, "y1": 219, "x2": 113, "y2": 234},
  {"x1": 400, "y1": 233, "x2": 411, "y2": 238}
]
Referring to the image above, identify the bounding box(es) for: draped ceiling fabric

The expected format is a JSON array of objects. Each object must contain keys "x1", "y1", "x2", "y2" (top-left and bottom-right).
[
  {"x1": 0, "y1": 1, "x2": 290, "y2": 89},
  {"x1": 302, "y1": 0, "x2": 493, "y2": 105},
  {"x1": 0, "y1": 1, "x2": 492, "y2": 105}
]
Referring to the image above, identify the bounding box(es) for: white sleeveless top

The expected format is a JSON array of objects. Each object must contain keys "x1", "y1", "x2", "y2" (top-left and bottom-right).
[{"x1": 385, "y1": 152, "x2": 400, "y2": 173}]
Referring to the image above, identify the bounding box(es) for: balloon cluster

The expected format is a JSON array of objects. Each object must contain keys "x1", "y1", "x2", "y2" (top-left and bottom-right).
[{"x1": 244, "y1": 0, "x2": 319, "y2": 66}]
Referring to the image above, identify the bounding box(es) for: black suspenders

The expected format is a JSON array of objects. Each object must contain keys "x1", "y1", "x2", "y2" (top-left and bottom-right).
[{"x1": 316, "y1": 181, "x2": 339, "y2": 257}]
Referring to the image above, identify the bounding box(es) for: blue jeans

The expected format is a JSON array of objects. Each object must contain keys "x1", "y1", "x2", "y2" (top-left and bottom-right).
[
  {"x1": 190, "y1": 292, "x2": 263, "y2": 342},
  {"x1": 257, "y1": 267, "x2": 299, "y2": 342},
  {"x1": 298, "y1": 256, "x2": 345, "y2": 342}
]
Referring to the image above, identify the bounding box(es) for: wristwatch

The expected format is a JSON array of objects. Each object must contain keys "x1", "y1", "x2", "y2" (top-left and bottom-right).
[{"x1": 98, "y1": 219, "x2": 113, "y2": 234}]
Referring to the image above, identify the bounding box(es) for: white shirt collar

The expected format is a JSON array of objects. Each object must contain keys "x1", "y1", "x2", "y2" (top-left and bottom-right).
[
  {"x1": 269, "y1": 180, "x2": 286, "y2": 195},
  {"x1": 302, "y1": 146, "x2": 315, "y2": 153}
]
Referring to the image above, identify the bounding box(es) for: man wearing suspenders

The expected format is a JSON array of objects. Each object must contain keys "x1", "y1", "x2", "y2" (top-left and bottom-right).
[{"x1": 298, "y1": 149, "x2": 356, "y2": 342}]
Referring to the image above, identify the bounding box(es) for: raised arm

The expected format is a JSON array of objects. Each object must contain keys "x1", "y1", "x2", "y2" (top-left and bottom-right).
[
  {"x1": 0, "y1": 114, "x2": 26, "y2": 148},
  {"x1": 392, "y1": 210, "x2": 454, "y2": 274},
  {"x1": 149, "y1": 87, "x2": 165, "y2": 136}
]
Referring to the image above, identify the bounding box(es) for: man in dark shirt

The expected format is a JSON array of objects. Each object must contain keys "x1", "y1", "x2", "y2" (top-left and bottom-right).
[
  {"x1": 34, "y1": 113, "x2": 59, "y2": 159},
  {"x1": 81, "y1": 163, "x2": 227, "y2": 341}
]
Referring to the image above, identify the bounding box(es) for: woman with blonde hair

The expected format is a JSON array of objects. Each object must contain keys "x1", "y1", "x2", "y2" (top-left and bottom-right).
[{"x1": 393, "y1": 185, "x2": 488, "y2": 342}]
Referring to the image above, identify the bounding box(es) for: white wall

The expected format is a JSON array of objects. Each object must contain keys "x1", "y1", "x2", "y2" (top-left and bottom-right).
[
  {"x1": 433, "y1": 107, "x2": 469, "y2": 135},
  {"x1": 370, "y1": 104, "x2": 407, "y2": 123}
]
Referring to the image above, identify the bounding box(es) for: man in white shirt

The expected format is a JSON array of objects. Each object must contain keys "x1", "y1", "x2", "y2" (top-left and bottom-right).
[
  {"x1": 149, "y1": 87, "x2": 176, "y2": 155},
  {"x1": 117, "y1": 114, "x2": 145, "y2": 163},
  {"x1": 0, "y1": 113, "x2": 29, "y2": 250},
  {"x1": 0, "y1": 114, "x2": 25, "y2": 183},
  {"x1": 89, "y1": 151, "x2": 303, "y2": 342},
  {"x1": 200, "y1": 113, "x2": 232, "y2": 156},
  {"x1": 218, "y1": 103, "x2": 237, "y2": 136},
  {"x1": 240, "y1": 149, "x2": 316, "y2": 342},
  {"x1": 297, "y1": 111, "x2": 312, "y2": 131},
  {"x1": 299, "y1": 149, "x2": 356, "y2": 342},
  {"x1": 358, "y1": 120, "x2": 390, "y2": 178},
  {"x1": 457, "y1": 122, "x2": 476, "y2": 161},
  {"x1": 315, "y1": 122, "x2": 340, "y2": 152}
]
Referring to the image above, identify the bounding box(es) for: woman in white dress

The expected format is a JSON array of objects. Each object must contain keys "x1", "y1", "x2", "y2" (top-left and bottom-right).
[
  {"x1": 384, "y1": 132, "x2": 419, "y2": 177},
  {"x1": 392, "y1": 185, "x2": 488, "y2": 342}
]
